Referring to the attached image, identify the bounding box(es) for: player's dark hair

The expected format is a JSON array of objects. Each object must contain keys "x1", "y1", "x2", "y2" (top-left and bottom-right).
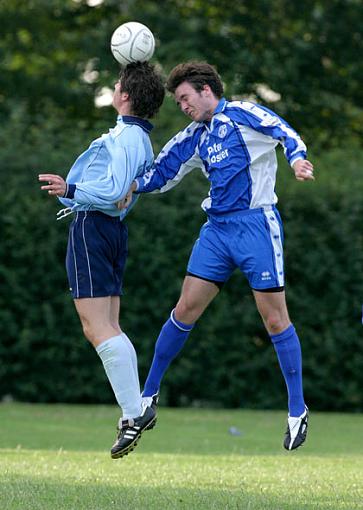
[
  {"x1": 166, "y1": 62, "x2": 224, "y2": 98},
  {"x1": 119, "y1": 61, "x2": 165, "y2": 118}
]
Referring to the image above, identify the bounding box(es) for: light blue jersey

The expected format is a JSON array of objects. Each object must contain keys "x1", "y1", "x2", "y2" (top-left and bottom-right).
[
  {"x1": 60, "y1": 115, "x2": 154, "y2": 219},
  {"x1": 134, "y1": 98, "x2": 307, "y2": 217}
]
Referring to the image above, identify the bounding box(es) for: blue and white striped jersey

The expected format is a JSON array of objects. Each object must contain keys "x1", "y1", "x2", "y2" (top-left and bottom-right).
[
  {"x1": 135, "y1": 98, "x2": 307, "y2": 216},
  {"x1": 59, "y1": 115, "x2": 154, "y2": 219}
]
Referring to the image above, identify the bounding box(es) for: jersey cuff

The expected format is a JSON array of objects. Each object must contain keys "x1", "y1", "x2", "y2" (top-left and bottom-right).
[
  {"x1": 133, "y1": 178, "x2": 141, "y2": 193},
  {"x1": 63, "y1": 183, "x2": 76, "y2": 199},
  {"x1": 289, "y1": 154, "x2": 305, "y2": 168}
]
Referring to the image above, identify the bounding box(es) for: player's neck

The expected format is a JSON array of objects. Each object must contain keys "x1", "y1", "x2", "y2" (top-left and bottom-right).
[{"x1": 116, "y1": 103, "x2": 133, "y2": 116}]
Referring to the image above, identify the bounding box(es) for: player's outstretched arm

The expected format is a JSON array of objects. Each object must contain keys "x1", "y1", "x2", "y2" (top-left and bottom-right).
[
  {"x1": 292, "y1": 159, "x2": 315, "y2": 182},
  {"x1": 39, "y1": 174, "x2": 66, "y2": 196}
]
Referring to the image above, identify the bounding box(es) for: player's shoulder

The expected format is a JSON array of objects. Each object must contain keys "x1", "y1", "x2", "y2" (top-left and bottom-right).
[
  {"x1": 111, "y1": 121, "x2": 146, "y2": 146},
  {"x1": 181, "y1": 120, "x2": 204, "y2": 136},
  {"x1": 169, "y1": 121, "x2": 203, "y2": 145},
  {"x1": 225, "y1": 100, "x2": 280, "y2": 125},
  {"x1": 225, "y1": 99, "x2": 260, "y2": 115},
  {"x1": 112, "y1": 121, "x2": 138, "y2": 136}
]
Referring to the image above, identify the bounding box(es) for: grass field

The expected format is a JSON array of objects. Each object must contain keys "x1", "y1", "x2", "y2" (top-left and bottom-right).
[{"x1": 0, "y1": 403, "x2": 362, "y2": 509}]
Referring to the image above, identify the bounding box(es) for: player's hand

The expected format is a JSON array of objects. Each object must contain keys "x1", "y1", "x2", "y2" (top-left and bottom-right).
[
  {"x1": 292, "y1": 159, "x2": 315, "y2": 181},
  {"x1": 39, "y1": 174, "x2": 67, "y2": 196},
  {"x1": 117, "y1": 190, "x2": 133, "y2": 210},
  {"x1": 116, "y1": 181, "x2": 137, "y2": 210}
]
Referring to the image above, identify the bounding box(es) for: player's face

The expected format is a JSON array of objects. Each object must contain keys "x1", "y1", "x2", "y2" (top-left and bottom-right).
[
  {"x1": 112, "y1": 81, "x2": 122, "y2": 110},
  {"x1": 112, "y1": 80, "x2": 131, "y2": 113},
  {"x1": 175, "y1": 82, "x2": 219, "y2": 122},
  {"x1": 112, "y1": 80, "x2": 122, "y2": 110}
]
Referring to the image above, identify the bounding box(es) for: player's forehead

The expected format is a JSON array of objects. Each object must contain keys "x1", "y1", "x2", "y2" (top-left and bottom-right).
[{"x1": 175, "y1": 81, "x2": 199, "y2": 102}]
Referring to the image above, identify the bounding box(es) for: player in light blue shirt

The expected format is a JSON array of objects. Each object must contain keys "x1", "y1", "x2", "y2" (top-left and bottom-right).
[
  {"x1": 123, "y1": 62, "x2": 314, "y2": 451},
  {"x1": 39, "y1": 62, "x2": 165, "y2": 459}
]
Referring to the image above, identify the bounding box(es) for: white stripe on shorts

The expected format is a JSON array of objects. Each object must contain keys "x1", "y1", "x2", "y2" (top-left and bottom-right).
[
  {"x1": 81, "y1": 211, "x2": 94, "y2": 297},
  {"x1": 71, "y1": 212, "x2": 80, "y2": 298},
  {"x1": 263, "y1": 209, "x2": 284, "y2": 287}
]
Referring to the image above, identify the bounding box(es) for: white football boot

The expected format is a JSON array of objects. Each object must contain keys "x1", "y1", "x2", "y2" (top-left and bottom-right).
[{"x1": 284, "y1": 406, "x2": 309, "y2": 450}]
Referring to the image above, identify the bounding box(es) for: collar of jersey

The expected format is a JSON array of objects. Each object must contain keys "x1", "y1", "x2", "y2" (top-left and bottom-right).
[
  {"x1": 203, "y1": 98, "x2": 227, "y2": 127},
  {"x1": 117, "y1": 115, "x2": 153, "y2": 133},
  {"x1": 214, "y1": 97, "x2": 227, "y2": 115}
]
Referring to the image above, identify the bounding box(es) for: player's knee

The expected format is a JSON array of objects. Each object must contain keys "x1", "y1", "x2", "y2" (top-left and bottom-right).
[
  {"x1": 174, "y1": 300, "x2": 200, "y2": 324},
  {"x1": 265, "y1": 314, "x2": 289, "y2": 335},
  {"x1": 78, "y1": 315, "x2": 99, "y2": 344},
  {"x1": 110, "y1": 321, "x2": 121, "y2": 334},
  {"x1": 80, "y1": 321, "x2": 95, "y2": 344}
]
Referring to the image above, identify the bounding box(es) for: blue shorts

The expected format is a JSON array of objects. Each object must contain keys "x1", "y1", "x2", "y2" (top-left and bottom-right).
[
  {"x1": 66, "y1": 211, "x2": 128, "y2": 299},
  {"x1": 187, "y1": 207, "x2": 285, "y2": 290}
]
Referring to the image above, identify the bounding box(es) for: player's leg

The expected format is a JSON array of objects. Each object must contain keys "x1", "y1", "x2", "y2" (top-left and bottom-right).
[
  {"x1": 66, "y1": 212, "x2": 152, "y2": 457},
  {"x1": 75, "y1": 297, "x2": 142, "y2": 419},
  {"x1": 143, "y1": 221, "x2": 232, "y2": 399},
  {"x1": 110, "y1": 295, "x2": 141, "y2": 399},
  {"x1": 109, "y1": 295, "x2": 122, "y2": 335},
  {"x1": 252, "y1": 288, "x2": 290, "y2": 334},
  {"x1": 254, "y1": 289, "x2": 308, "y2": 450},
  {"x1": 75, "y1": 296, "x2": 119, "y2": 346},
  {"x1": 142, "y1": 275, "x2": 220, "y2": 398},
  {"x1": 75, "y1": 295, "x2": 151, "y2": 458},
  {"x1": 174, "y1": 274, "x2": 220, "y2": 323},
  {"x1": 252, "y1": 289, "x2": 305, "y2": 417},
  {"x1": 236, "y1": 209, "x2": 308, "y2": 449}
]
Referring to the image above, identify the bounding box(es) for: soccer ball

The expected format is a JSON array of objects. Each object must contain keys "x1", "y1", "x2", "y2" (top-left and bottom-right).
[{"x1": 110, "y1": 21, "x2": 155, "y2": 66}]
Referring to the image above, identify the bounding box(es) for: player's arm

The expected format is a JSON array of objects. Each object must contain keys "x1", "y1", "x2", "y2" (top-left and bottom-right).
[
  {"x1": 117, "y1": 125, "x2": 203, "y2": 210},
  {"x1": 136, "y1": 126, "x2": 203, "y2": 194},
  {"x1": 40, "y1": 145, "x2": 141, "y2": 205},
  {"x1": 117, "y1": 150, "x2": 201, "y2": 210},
  {"x1": 235, "y1": 102, "x2": 314, "y2": 180}
]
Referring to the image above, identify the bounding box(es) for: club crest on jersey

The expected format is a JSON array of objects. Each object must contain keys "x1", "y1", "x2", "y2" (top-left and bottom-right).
[{"x1": 218, "y1": 124, "x2": 227, "y2": 138}]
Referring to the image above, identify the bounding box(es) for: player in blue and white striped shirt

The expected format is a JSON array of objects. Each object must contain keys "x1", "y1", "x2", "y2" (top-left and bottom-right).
[
  {"x1": 39, "y1": 62, "x2": 165, "y2": 459},
  {"x1": 123, "y1": 62, "x2": 313, "y2": 451}
]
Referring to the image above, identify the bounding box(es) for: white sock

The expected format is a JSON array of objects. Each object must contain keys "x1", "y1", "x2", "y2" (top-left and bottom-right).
[
  {"x1": 121, "y1": 332, "x2": 139, "y2": 388},
  {"x1": 96, "y1": 335, "x2": 142, "y2": 419}
]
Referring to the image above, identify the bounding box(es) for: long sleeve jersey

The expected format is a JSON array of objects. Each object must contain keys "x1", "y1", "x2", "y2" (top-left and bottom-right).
[
  {"x1": 134, "y1": 98, "x2": 307, "y2": 217},
  {"x1": 59, "y1": 115, "x2": 154, "y2": 219}
]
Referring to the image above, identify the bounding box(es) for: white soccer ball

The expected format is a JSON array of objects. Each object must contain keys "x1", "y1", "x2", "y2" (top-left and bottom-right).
[{"x1": 110, "y1": 22, "x2": 155, "y2": 66}]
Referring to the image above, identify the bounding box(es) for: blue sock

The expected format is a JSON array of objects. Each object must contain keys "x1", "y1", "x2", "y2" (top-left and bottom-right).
[
  {"x1": 270, "y1": 324, "x2": 305, "y2": 417},
  {"x1": 143, "y1": 310, "x2": 194, "y2": 397}
]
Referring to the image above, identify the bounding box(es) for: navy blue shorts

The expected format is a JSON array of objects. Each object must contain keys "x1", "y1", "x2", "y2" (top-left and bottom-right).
[
  {"x1": 66, "y1": 211, "x2": 128, "y2": 299},
  {"x1": 187, "y1": 207, "x2": 285, "y2": 290}
]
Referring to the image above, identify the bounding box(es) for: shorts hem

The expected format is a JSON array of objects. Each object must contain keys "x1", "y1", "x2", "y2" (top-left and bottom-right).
[
  {"x1": 71, "y1": 291, "x2": 123, "y2": 299},
  {"x1": 251, "y1": 285, "x2": 285, "y2": 293},
  {"x1": 186, "y1": 271, "x2": 225, "y2": 289}
]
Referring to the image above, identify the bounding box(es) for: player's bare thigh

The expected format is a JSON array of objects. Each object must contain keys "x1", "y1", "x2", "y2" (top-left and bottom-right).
[
  {"x1": 174, "y1": 275, "x2": 220, "y2": 325},
  {"x1": 253, "y1": 289, "x2": 291, "y2": 335},
  {"x1": 74, "y1": 296, "x2": 120, "y2": 347},
  {"x1": 110, "y1": 296, "x2": 122, "y2": 334}
]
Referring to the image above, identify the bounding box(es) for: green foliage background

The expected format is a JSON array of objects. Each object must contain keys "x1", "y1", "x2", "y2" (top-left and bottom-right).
[{"x1": 0, "y1": 0, "x2": 362, "y2": 411}]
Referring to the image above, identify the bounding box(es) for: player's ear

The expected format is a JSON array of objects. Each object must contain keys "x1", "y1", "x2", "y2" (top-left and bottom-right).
[
  {"x1": 120, "y1": 92, "x2": 130, "y2": 102},
  {"x1": 202, "y1": 84, "x2": 212, "y2": 95}
]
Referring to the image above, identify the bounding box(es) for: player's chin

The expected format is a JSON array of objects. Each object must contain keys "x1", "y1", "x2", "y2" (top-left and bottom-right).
[{"x1": 191, "y1": 113, "x2": 203, "y2": 122}]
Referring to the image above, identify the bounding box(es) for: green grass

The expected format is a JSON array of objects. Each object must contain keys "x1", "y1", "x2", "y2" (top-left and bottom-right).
[{"x1": 0, "y1": 403, "x2": 362, "y2": 509}]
